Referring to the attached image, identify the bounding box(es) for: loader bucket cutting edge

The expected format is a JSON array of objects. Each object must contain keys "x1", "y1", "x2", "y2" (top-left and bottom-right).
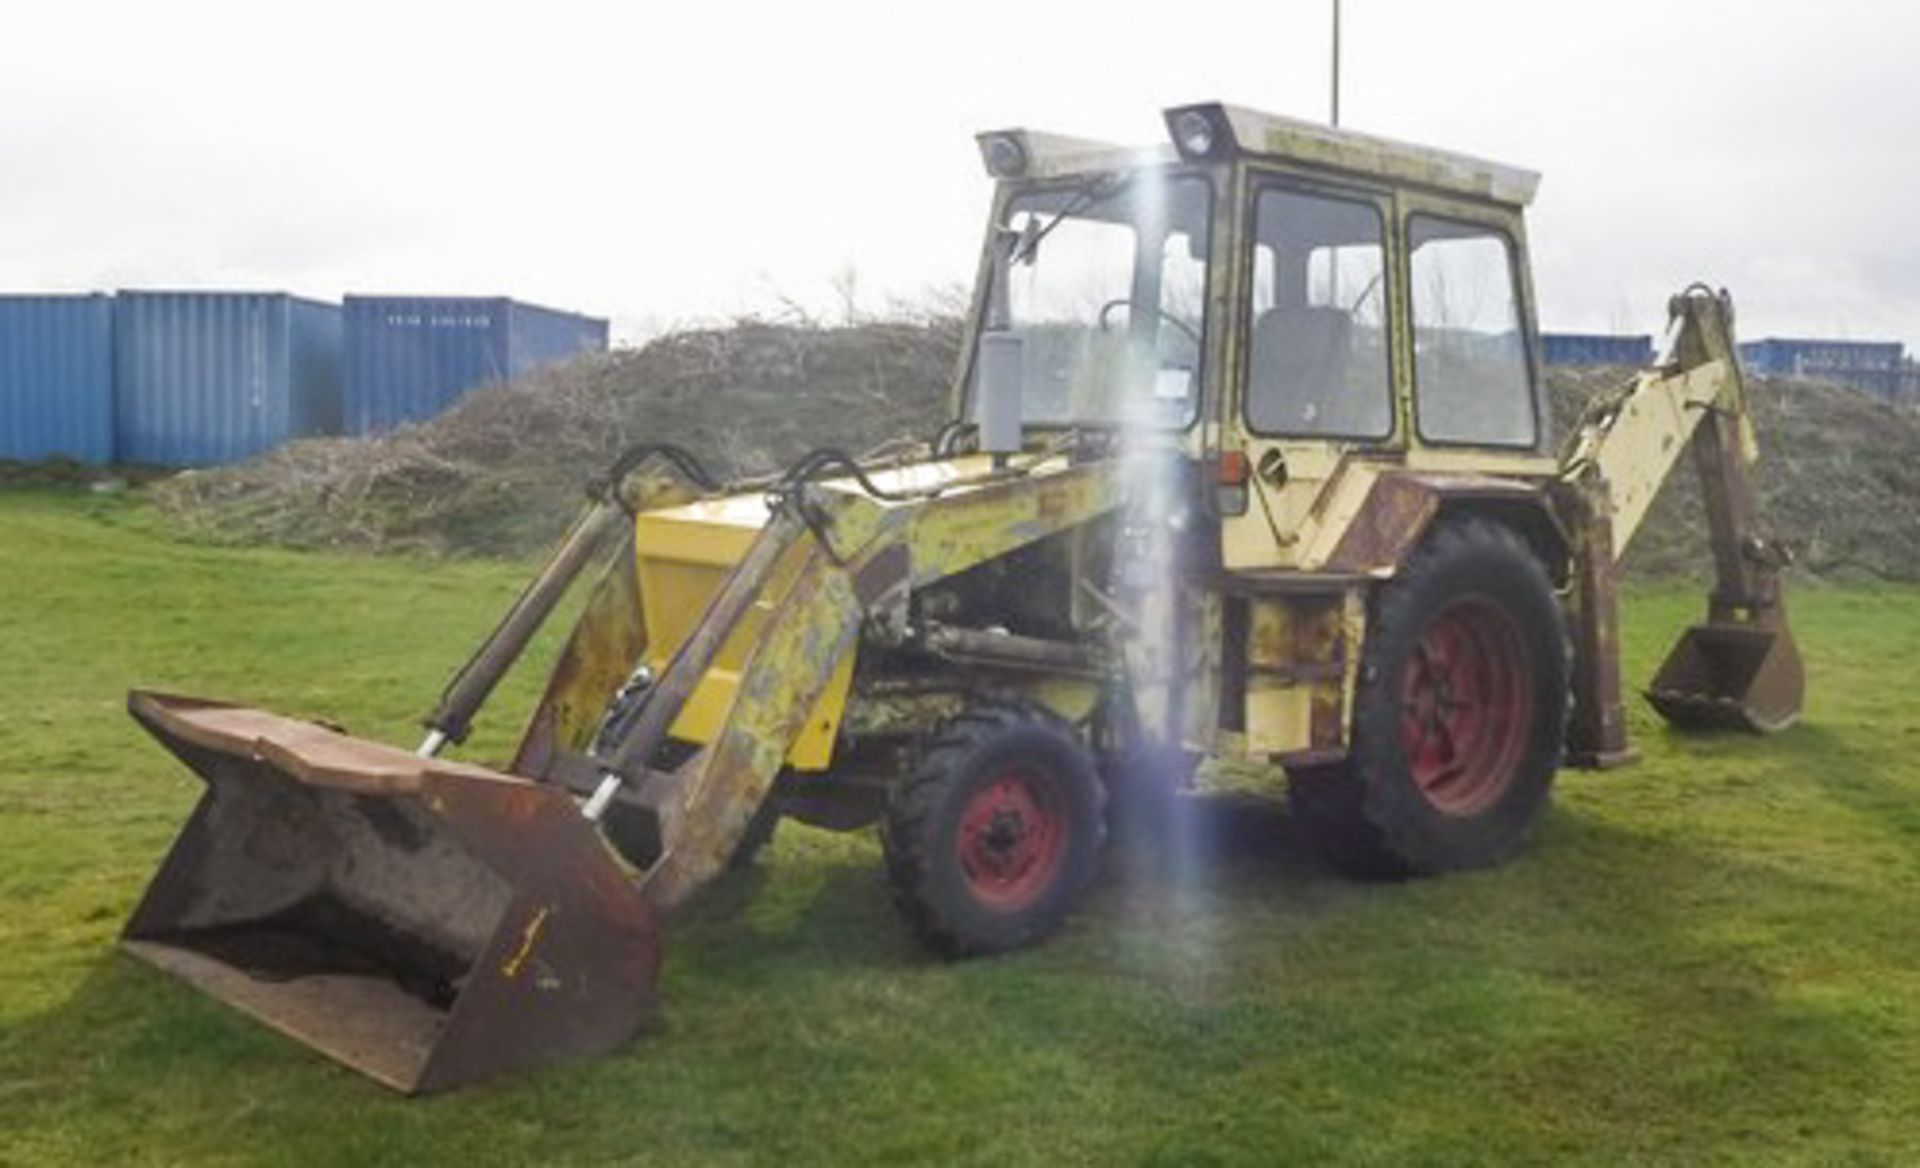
[
  {"x1": 120, "y1": 690, "x2": 662, "y2": 1094},
  {"x1": 1645, "y1": 622, "x2": 1805, "y2": 734}
]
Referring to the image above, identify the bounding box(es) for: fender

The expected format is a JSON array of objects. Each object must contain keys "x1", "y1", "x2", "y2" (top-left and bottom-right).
[{"x1": 1325, "y1": 471, "x2": 1570, "y2": 579}]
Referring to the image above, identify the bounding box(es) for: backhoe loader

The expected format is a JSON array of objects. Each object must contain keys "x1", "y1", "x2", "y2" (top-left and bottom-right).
[{"x1": 121, "y1": 102, "x2": 1803, "y2": 1092}]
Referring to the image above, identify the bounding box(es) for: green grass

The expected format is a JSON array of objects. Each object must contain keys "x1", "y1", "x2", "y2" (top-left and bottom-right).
[{"x1": 4, "y1": 489, "x2": 1920, "y2": 1166}]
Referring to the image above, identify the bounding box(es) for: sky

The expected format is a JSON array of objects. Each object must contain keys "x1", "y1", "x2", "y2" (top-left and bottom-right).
[{"x1": 4, "y1": 0, "x2": 1918, "y2": 347}]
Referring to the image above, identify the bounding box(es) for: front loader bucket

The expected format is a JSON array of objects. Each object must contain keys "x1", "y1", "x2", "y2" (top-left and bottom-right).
[
  {"x1": 1645, "y1": 622, "x2": 1804, "y2": 734},
  {"x1": 121, "y1": 691, "x2": 662, "y2": 1094}
]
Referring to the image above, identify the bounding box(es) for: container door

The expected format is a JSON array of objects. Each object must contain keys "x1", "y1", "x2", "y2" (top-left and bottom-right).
[{"x1": 246, "y1": 297, "x2": 271, "y2": 458}]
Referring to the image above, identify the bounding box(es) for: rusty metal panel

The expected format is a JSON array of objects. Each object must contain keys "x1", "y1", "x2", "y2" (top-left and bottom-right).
[
  {"x1": 1647, "y1": 624, "x2": 1804, "y2": 733},
  {"x1": 122, "y1": 691, "x2": 660, "y2": 1094},
  {"x1": 635, "y1": 517, "x2": 857, "y2": 770},
  {"x1": 1240, "y1": 594, "x2": 1351, "y2": 758},
  {"x1": 640, "y1": 534, "x2": 874, "y2": 907},
  {"x1": 1550, "y1": 477, "x2": 1636, "y2": 768},
  {"x1": 511, "y1": 529, "x2": 651, "y2": 778},
  {"x1": 1324, "y1": 471, "x2": 1551, "y2": 574},
  {"x1": 1180, "y1": 591, "x2": 1223, "y2": 751},
  {"x1": 1324, "y1": 474, "x2": 1441, "y2": 573},
  {"x1": 904, "y1": 462, "x2": 1120, "y2": 584}
]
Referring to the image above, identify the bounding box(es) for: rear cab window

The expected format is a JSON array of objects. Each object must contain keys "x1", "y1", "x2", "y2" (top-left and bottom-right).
[{"x1": 1407, "y1": 215, "x2": 1537, "y2": 448}]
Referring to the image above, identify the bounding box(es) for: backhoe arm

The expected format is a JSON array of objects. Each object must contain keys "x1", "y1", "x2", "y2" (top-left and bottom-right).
[
  {"x1": 1555, "y1": 287, "x2": 1803, "y2": 763},
  {"x1": 1560, "y1": 287, "x2": 1760, "y2": 562}
]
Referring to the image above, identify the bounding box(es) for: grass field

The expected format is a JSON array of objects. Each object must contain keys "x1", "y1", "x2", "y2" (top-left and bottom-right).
[{"x1": 3, "y1": 488, "x2": 1919, "y2": 1166}]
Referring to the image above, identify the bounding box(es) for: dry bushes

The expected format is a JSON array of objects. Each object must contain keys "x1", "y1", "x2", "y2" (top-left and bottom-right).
[
  {"x1": 150, "y1": 317, "x2": 1920, "y2": 580},
  {"x1": 151, "y1": 317, "x2": 960, "y2": 555},
  {"x1": 1550, "y1": 367, "x2": 1920, "y2": 580}
]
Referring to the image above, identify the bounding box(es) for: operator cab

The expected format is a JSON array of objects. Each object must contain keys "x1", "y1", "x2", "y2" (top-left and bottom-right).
[{"x1": 961, "y1": 103, "x2": 1556, "y2": 571}]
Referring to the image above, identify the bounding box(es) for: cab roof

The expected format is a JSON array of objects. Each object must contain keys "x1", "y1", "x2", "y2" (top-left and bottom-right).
[
  {"x1": 1207, "y1": 103, "x2": 1540, "y2": 207},
  {"x1": 978, "y1": 102, "x2": 1540, "y2": 208}
]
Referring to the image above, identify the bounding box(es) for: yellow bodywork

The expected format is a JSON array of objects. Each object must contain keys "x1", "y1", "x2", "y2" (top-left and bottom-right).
[
  {"x1": 634, "y1": 493, "x2": 856, "y2": 771},
  {"x1": 1241, "y1": 593, "x2": 1347, "y2": 755},
  {"x1": 1562, "y1": 356, "x2": 1754, "y2": 559},
  {"x1": 628, "y1": 454, "x2": 1117, "y2": 774}
]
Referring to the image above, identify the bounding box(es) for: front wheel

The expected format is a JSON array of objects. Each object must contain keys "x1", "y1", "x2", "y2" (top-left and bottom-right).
[
  {"x1": 882, "y1": 702, "x2": 1106, "y2": 956},
  {"x1": 1290, "y1": 519, "x2": 1568, "y2": 877}
]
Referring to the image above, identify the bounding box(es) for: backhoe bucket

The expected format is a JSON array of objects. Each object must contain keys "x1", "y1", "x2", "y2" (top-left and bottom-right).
[
  {"x1": 120, "y1": 691, "x2": 662, "y2": 1094},
  {"x1": 1645, "y1": 621, "x2": 1804, "y2": 734}
]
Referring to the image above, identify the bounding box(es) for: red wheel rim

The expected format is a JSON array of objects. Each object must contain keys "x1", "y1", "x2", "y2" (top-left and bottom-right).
[
  {"x1": 1399, "y1": 596, "x2": 1535, "y2": 817},
  {"x1": 955, "y1": 765, "x2": 1069, "y2": 912}
]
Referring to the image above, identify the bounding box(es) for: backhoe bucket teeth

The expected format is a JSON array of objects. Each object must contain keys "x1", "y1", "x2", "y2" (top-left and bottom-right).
[
  {"x1": 1645, "y1": 622, "x2": 1804, "y2": 734},
  {"x1": 120, "y1": 691, "x2": 662, "y2": 1094}
]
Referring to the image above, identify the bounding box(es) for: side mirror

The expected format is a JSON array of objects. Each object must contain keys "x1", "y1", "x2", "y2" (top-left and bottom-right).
[
  {"x1": 1008, "y1": 217, "x2": 1043, "y2": 267},
  {"x1": 974, "y1": 331, "x2": 1026, "y2": 457}
]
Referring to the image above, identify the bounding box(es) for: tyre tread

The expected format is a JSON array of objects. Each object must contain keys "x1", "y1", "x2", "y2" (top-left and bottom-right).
[{"x1": 882, "y1": 700, "x2": 1105, "y2": 956}]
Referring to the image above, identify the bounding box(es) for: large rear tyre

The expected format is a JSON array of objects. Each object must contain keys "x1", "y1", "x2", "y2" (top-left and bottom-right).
[
  {"x1": 883, "y1": 702, "x2": 1106, "y2": 957},
  {"x1": 1290, "y1": 519, "x2": 1568, "y2": 877}
]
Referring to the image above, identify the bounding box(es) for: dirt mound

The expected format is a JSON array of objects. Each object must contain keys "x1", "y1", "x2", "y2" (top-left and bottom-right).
[{"x1": 151, "y1": 319, "x2": 1920, "y2": 579}]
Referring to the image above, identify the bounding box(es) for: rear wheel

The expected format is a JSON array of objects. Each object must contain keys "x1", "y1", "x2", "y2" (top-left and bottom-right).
[
  {"x1": 883, "y1": 702, "x2": 1105, "y2": 956},
  {"x1": 1290, "y1": 519, "x2": 1567, "y2": 876}
]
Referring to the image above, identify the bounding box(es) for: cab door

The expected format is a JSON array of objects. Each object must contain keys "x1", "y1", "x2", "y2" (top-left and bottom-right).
[{"x1": 1221, "y1": 178, "x2": 1401, "y2": 571}]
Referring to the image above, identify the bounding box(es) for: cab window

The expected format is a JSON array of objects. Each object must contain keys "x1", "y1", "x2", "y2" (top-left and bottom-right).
[
  {"x1": 1408, "y1": 216, "x2": 1536, "y2": 447},
  {"x1": 982, "y1": 173, "x2": 1212, "y2": 428},
  {"x1": 1245, "y1": 187, "x2": 1392, "y2": 439}
]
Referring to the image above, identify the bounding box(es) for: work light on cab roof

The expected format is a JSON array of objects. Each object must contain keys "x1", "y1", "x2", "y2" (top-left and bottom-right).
[{"x1": 1166, "y1": 105, "x2": 1225, "y2": 160}]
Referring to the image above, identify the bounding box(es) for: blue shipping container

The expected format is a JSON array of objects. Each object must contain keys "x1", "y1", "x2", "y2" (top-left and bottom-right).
[
  {"x1": 1739, "y1": 337, "x2": 1907, "y2": 401},
  {"x1": 1739, "y1": 337, "x2": 1904, "y2": 374},
  {"x1": 343, "y1": 296, "x2": 609, "y2": 434},
  {"x1": 114, "y1": 291, "x2": 342, "y2": 465},
  {"x1": 1541, "y1": 332, "x2": 1655, "y2": 368},
  {"x1": 0, "y1": 294, "x2": 116, "y2": 463}
]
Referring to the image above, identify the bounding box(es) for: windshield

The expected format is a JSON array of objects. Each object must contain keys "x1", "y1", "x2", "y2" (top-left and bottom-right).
[{"x1": 972, "y1": 171, "x2": 1212, "y2": 429}]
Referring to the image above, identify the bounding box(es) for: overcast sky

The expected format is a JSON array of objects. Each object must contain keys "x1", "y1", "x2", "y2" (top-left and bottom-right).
[{"x1": 5, "y1": 0, "x2": 1917, "y2": 347}]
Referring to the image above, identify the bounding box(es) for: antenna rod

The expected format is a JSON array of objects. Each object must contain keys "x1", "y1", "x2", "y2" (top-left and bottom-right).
[{"x1": 1331, "y1": 0, "x2": 1343, "y2": 126}]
